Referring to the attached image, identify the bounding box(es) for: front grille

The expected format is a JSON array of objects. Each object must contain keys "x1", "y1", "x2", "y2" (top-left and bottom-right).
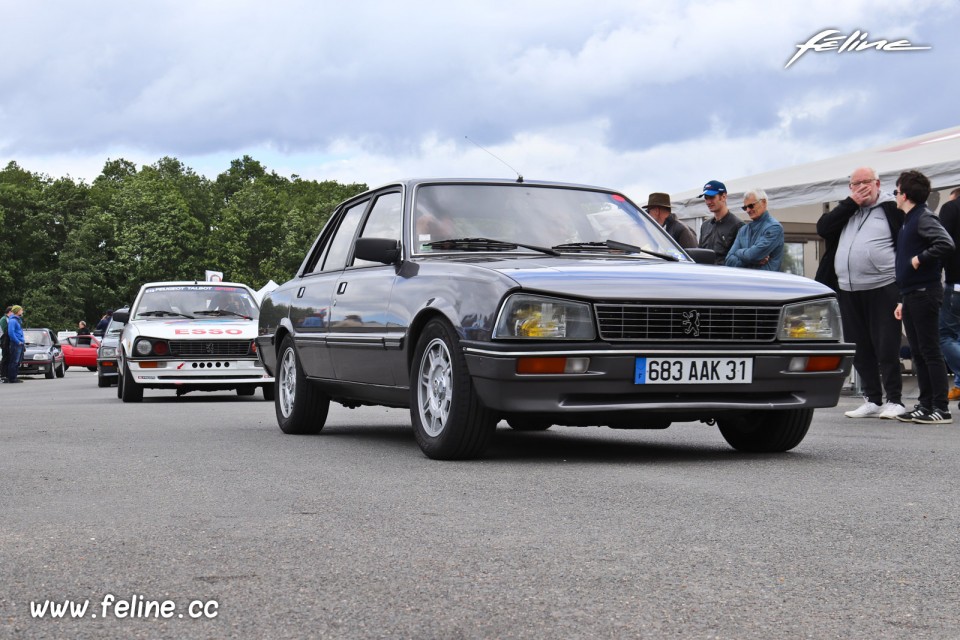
[
  {"x1": 168, "y1": 340, "x2": 251, "y2": 357},
  {"x1": 595, "y1": 304, "x2": 781, "y2": 342}
]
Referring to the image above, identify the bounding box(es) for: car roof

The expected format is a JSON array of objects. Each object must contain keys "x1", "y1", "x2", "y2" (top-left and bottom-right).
[
  {"x1": 138, "y1": 281, "x2": 255, "y2": 289},
  {"x1": 356, "y1": 177, "x2": 622, "y2": 197}
]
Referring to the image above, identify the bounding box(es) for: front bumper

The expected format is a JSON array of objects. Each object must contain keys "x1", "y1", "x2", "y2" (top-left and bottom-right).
[
  {"x1": 125, "y1": 357, "x2": 274, "y2": 387},
  {"x1": 463, "y1": 343, "x2": 854, "y2": 421},
  {"x1": 19, "y1": 361, "x2": 53, "y2": 375},
  {"x1": 98, "y1": 360, "x2": 118, "y2": 378}
]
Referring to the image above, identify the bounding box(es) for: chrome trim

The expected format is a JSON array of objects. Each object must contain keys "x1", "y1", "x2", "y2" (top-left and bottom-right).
[{"x1": 463, "y1": 347, "x2": 854, "y2": 357}]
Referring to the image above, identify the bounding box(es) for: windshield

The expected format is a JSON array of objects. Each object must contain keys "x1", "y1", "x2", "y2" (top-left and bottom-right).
[
  {"x1": 24, "y1": 329, "x2": 52, "y2": 346},
  {"x1": 412, "y1": 183, "x2": 687, "y2": 260},
  {"x1": 105, "y1": 316, "x2": 126, "y2": 336},
  {"x1": 134, "y1": 286, "x2": 258, "y2": 319}
]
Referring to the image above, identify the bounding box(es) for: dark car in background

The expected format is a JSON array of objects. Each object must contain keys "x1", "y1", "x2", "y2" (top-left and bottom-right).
[
  {"x1": 96, "y1": 307, "x2": 127, "y2": 387},
  {"x1": 20, "y1": 328, "x2": 66, "y2": 379},
  {"x1": 257, "y1": 178, "x2": 854, "y2": 459}
]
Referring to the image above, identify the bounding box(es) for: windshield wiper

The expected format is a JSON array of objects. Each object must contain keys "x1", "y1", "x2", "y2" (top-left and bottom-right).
[
  {"x1": 136, "y1": 310, "x2": 195, "y2": 318},
  {"x1": 605, "y1": 239, "x2": 679, "y2": 262},
  {"x1": 425, "y1": 237, "x2": 560, "y2": 256},
  {"x1": 552, "y1": 241, "x2": 612, "y2": 253},
  {"x1": 194, "y1": 310, "x2": 253, "y2": 319}
]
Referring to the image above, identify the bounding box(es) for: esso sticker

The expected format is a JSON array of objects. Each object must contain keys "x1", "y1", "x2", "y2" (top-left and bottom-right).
[{"x1": 174, "y1": 328, "x2": 243, "y2": 335}]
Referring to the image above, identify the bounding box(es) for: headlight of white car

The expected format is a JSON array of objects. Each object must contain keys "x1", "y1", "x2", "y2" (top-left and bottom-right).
[
  {"x1": 779, "y1": 299, "x2": 843, "y2": 341},
  {"x1": 493, "y1": 294, "x2": 596, "y2": 340},
  {"x1": 100, "y1": 346, "x2": 117, "y2": 358}
]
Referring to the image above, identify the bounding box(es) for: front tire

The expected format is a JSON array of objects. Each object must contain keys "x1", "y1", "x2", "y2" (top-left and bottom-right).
[
  {"x1": 55, "y1": 363, "x2": 65, "y2": 378},
  {"x1": 410, "y1": 319, "x2": 496, "y2": 460},
  {"x1": 97, "y1": 372, "x2": 110, "y2": 387},
  {"x1": 120, "y1": 360, "x2": 143, "y2": 403},
  {"x1": 45, "y1": 366, "x2": 55, "y2": 380},
  {"x1": 275, "y1": 335, "x2": 329, "y2": 434},
  {"x1": 717, "y1": 408, "x2": 813, "y2": 453}
]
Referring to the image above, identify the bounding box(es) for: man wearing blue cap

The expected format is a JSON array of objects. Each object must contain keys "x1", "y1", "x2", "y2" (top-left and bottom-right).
[{"x1": 697, "y1": 179, "x2": 744, "y2": 264}]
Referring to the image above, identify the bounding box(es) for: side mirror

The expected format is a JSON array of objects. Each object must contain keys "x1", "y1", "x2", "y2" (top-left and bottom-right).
[
  {"x1": 111, "y1": 310, "x2": 130, "y2": 324},
  {"x1": 685, "y1": 248, "x2": 717, "y2": 265},
  {"x1": 354, "y1": 238, "x2": 400, "y2": 265}
]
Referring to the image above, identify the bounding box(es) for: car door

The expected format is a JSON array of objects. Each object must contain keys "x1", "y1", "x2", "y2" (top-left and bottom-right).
[
  {"x1": 327, "y1": 190, "x2": 403, "y2": 385},
  {"x1": 292, "y1": 198, "x2": 370, "y2": 380}
]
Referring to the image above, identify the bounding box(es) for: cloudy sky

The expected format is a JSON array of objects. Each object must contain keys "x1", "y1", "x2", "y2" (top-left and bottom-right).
[{"x1": 1, "y1": 0, "x2": 957, "y2": 200}]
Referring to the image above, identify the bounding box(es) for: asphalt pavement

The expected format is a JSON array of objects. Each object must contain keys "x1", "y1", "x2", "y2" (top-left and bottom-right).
[{"x1": 2, "y1": 370, "x2": 958, "y2": 639}]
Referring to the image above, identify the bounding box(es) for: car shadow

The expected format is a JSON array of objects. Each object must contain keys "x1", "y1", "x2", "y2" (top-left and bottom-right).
[{"x1": 305, "y1": 422, "x2": 813, "y2": 465}]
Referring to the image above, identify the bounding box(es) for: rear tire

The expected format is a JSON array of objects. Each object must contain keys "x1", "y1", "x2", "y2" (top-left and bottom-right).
[
  {"x1": 410, "y1": 319, "x2": 496, "y2": 459},
  {"x1": 275, "y1": 335, "x2": 329, "y2": 434},
  {"x1": 717, "y1": 408, "x2": 813, "y2": 453},
  {"x1": 120, "y1": 360, "x2": 143, "y2": 403}
]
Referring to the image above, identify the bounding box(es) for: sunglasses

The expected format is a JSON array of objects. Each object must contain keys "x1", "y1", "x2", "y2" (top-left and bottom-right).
[
  {"x1": 893, "y1": 189, "x2": 900, "y2": 196},
  {"x1": 741, "y1": 202, "x2": 760, "y2": 211}
]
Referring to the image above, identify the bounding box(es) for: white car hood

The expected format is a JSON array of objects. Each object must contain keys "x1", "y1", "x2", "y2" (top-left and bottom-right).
[{"x1": 130, "y1": 317, "x2": 259, "y2": 340}]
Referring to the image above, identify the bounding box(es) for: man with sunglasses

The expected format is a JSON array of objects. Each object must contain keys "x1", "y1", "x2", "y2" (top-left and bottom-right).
[
  {"x1": 815, "y1": 167, "x2": 905, "y2": 420},
  {"x1": 697, "y1": 180, "x2": 744, "y2": 264},
  {"x1": 723, "y1": 188, "x2": 783, "y2": 271}
]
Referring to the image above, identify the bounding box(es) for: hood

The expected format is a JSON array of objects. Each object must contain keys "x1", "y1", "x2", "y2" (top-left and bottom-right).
[
  {"x1": 483, "y1": 257, "x2": 832, "y2": 303},
  {"x1": 130, "y1": 317, "x2": 259, "y2": 340}
]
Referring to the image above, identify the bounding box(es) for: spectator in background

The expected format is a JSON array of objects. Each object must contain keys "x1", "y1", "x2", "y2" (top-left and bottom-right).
[
  {"x1": 937, "y1": 188, "x2": 960, "y2": 401},
  {"x1": 95, "y1": 310, "x2": 113, "y2": 334},
  {"x1": 5, "y1": 305, "x2": 25, "y2": 383},
  {"x1": 644, "y1": 192, "x2": 697, "y2": 248},
  {"x1": 0, "y1": 306, "x2": 11, "y2": 382},
  {"x1": 893, "y1": 170, "x2": 954, "y2": 424},
  {"x1": 816, "y1": 167, "x2": 905, "y2": 420},
  {"x1": 77, "y1": 320, "x2": 91, "y2": 335},
  {"x1": 724, "y1": 189, "x2": 784, "y2": 271},
  {"x1": 697, "y1": 180, "x2": 744, "y2": 264}
]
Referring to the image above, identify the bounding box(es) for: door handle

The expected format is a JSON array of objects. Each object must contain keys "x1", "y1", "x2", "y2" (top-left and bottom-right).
[
  {"x1": 337, "y1": 282, "x2": 348, "y2": 295},
  {"x1": 297, "y1": 287, "x2": 305, "y2": 298}
]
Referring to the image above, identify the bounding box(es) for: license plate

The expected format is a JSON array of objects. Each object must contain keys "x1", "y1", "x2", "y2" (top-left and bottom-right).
[{"x1": 635, "y1": 357, "x2": 753, "y2": 384}]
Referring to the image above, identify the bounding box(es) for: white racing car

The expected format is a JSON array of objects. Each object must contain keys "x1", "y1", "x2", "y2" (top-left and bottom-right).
[{"x1": 114, "y1": 281, "x2": 274, "y2": 402}]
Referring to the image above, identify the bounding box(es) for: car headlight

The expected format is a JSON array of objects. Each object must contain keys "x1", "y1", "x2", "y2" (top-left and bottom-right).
[
  {"x1": 779, "y1": 299, "x2": 843, "y2": 341},
  {"x1": 100, "y1": 346, "x2": 117, "y2": 358},
  {"x1": 493, "y1": 294, "x2": 596, "y2": 340},
  {"x1": 33, "y1": 353, "x2": 49, "y2": 361}
]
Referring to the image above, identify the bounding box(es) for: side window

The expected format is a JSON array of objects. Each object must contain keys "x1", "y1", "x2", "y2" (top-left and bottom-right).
[
  {"x1": 315, "y1": 201, "x2": 368, "y2": 273},
  {"x1": 352, "y1": 192, "x2": 402, "y2": 268}
]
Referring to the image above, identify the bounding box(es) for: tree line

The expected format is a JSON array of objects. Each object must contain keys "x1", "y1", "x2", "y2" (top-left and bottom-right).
[{"x1": 0, "y1": 156, "x2": 367, "y2": 330}]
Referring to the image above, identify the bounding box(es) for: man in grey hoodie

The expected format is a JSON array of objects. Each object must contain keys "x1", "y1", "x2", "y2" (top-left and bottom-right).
[{"x1": 815, "y1": 167, "x2": 906, "y2": 419}]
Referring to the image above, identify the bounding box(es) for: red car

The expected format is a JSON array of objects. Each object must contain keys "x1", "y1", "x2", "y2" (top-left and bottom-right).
[{"x1": 62, "y1": 335, "x2": 101, "y2": 371}]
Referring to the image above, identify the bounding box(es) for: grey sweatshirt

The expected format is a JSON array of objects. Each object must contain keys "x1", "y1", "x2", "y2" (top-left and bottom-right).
[{"x1": 834, "y1": 193, "x2": 897, "y2": 291}]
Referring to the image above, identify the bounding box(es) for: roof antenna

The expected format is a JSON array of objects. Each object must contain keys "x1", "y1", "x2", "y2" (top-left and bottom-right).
[{"x1": 464, "y1": 136, "x2": 523, "y2": 183}]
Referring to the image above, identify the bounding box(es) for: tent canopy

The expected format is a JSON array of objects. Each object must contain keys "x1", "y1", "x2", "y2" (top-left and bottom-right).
[{"x1": 673, "y1": 124, "x2": 960, "y2": 219}]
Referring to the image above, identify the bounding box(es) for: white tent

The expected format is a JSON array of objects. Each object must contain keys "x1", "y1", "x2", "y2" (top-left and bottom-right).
[{"x1": 673, "y1": 124, "x2": 960, "y2": 219}]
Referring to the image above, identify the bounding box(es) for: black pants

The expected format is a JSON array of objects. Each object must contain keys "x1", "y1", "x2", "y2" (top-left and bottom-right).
[
  {"x1": 902, "y1": 287, "x2": 948, "y2": 411},
  {"x1": 0, "y1": 332, "x2": 8, "y2": 379},
  {"x1": 838, "y1": 283, "x2": 903, "y2": 406}
]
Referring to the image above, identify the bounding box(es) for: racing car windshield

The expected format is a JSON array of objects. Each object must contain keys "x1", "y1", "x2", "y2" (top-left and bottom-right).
[
  {"x1": 135, "y1": 286, "x2": 258, "y2": 320},
  {"x1": 412, "y1": 183, "x2": 689, "y2": 260}
]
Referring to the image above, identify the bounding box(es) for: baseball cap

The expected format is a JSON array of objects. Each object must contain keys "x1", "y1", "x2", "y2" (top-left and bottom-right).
[{"x1": 698, "y1": 180, "x2": 727, "y2": 197}]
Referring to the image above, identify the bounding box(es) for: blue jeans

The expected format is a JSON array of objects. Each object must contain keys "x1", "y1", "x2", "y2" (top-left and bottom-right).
[
  {"x1": 6, "y1": 342, "x2": 22, "y2": 382},
  {"x1": 939, "y1": 284, "x2": 960, "y2": 385}
]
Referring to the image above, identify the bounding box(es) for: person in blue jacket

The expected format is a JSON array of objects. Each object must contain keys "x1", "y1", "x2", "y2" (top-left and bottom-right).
[
  {"x1": 724, "y1": 188, "x2": 784, "y2": 271},
  {"x1": 5, "y1": 305, "x2": 25, "y2": 383}
]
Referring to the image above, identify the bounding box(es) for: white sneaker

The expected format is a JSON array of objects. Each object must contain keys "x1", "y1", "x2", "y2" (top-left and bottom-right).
[
  {"x1": 878, "y1": 402, "x2": 908, "y2": 420},
  {"x1": 845, "y1": 401, "x2": 882, "y2": 418}
]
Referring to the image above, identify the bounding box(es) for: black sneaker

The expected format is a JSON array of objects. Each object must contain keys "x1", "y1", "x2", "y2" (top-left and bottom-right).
[
  {"x1": 896, "y1": 405, "x2": 928, "y2": 423},
  {"x1": 913, "y1": 408, "x2": 953, "y2": 424}
]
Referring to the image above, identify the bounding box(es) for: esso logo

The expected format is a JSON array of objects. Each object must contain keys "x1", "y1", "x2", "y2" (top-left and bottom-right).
[{"x1": 174, "y1": 328, "x2": 244, "y2": 335}]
